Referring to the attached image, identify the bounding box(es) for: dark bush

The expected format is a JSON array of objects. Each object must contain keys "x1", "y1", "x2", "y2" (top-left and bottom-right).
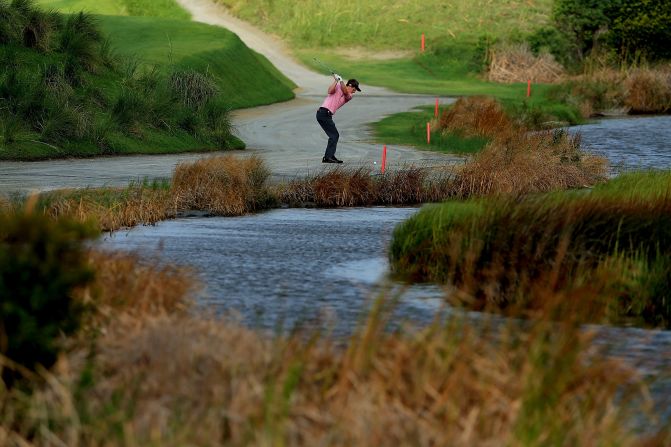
[{"x1": 0, "y1": 206, "x2": 96, "y2": 384}]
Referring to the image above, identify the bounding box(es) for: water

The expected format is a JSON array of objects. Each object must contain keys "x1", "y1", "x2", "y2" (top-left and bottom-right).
[
  {"x1": 571, "y1": 115, "x2": 671, "y2": 173},
  {"x1": 101, "y1": 207, "x2": 447, "y2": 331}
]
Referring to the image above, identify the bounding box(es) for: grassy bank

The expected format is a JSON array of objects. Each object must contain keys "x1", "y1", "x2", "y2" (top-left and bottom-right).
[
  {"x1": 0, "y1": 204, "x2": 667, "y2": 445},
  {"x1": 37, "y1": 0, "x2": 296, "y2": 108},
  {"x1": 371, "y1": 105, "x2": 489, "y2": 154},
  {"x1": 0, "y1": 0, "x2": 295, "y2": 160},
  {"x1": 389, "y1": 170, "x2": 671, "y2": 328}
]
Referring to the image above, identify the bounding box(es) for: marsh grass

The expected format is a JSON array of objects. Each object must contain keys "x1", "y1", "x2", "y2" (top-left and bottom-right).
[
  {"x1": 451, "y1": 128, "x2": 607, "y2": 197},
  {"x1": 276, "y1": 165, "x2": 457, "y2": 207},
  {"x1": 551, "y1": 66, "x2": 671, "y2": 115},
  {"x1": 82, "y1": 250, "x2": 197, "y2": 325},
  {"x1": 439, "y1": 96, "x2": 513, "y2": 138},
  {"x1": 437, "y1": 97, "x2": 607, "y2": 197},
  {"x1": 2, "y1": 175, "x2": 669, "y2": 445},
  {"x1": 390, "y1": 171, "x2": 671, "y2": 327},
  {"x1": 39, "y1": 184, "x2": 175, "y2": 232},
  {"x1": 172, "y1": 155, "x2": 273, "y2": 215}
]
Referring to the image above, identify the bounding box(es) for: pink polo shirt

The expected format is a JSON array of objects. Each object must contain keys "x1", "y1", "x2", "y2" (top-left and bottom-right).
[{"x1": 320, "y1": 82, "x2": 352, "y2": 115}]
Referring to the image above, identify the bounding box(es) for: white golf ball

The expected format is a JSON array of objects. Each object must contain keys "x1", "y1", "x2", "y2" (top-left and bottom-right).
[{"x1": 374, "y1": 161, "x2": 377, "y2": 164}]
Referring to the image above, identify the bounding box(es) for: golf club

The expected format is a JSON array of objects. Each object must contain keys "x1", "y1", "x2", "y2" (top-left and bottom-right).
[{"x1": 312, "y1": 57, "x2": 339, "y2": 76}]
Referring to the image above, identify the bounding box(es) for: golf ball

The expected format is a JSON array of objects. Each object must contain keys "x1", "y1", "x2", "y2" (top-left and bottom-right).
[{"x1": 374, "y1": 161, "x2": 377, "y2": 164}]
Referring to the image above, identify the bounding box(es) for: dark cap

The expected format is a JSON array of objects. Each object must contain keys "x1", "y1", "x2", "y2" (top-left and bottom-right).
[{"x1": 347, "y1": 79, "x2": 361, "y2": 92}]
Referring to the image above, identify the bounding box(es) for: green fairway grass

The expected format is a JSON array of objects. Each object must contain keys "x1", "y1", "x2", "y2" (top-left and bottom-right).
[{"x1": 371, "y1": 106, "x2": 488, "y2": 154}]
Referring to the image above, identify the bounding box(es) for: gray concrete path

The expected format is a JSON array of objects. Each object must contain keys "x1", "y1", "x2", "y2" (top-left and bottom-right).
[{"x1": 0, "y1": 0, "x2": 461, "y2": 194}]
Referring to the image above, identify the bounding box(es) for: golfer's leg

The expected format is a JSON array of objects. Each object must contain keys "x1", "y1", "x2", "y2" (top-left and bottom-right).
[
  {"x1": 323, "y1": 119, "x2": 339, "y2": 159},
  {"x1": 317, "y1": 112, "x2": 340, "y2": 159}
]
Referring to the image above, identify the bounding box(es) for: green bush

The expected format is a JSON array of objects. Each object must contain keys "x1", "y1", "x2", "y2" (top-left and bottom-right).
[
  {"x1": 609, "y1": 0, "x2": 671, "y2": 61},
  {"x1": 0, "y1": 207, "x2": 96, "y2": 384}
]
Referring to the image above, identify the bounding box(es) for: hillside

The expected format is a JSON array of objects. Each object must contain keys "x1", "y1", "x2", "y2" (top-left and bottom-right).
[{"x1": 0, "y1": 0, "x2": 295, "y2": 160}]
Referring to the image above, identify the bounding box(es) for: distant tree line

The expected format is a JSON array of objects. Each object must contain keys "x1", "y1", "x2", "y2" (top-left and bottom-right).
[{"x1": 528, "y1": 0, "x2": 671, "y2": 67}]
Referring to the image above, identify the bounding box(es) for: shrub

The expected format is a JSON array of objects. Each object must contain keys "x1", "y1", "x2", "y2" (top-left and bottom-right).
[{"x1": 0, "y1": 203, "x2": 96, "y2": 384}]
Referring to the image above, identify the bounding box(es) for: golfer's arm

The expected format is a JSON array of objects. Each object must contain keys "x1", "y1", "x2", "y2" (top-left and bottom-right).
[{"x1": 327, "y1": 80, "x2": 338, "y2": 94}]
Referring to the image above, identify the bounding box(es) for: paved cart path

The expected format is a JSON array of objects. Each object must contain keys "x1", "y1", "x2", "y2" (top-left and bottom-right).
[{"x1": 0, "y1": 0, "x2": 459, "y2": 194}]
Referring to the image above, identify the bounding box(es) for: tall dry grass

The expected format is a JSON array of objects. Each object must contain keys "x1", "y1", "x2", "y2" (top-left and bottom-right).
[
  {"x1": 1, "y1": 226, "x2": 667, "y2": 445},
  {"x1": 40, "y1": 185, "x2": 175, "y2": 232},
  {"x1": 625, "y1": 68, "x2": 671, "y2": 114},
  {"x1": 172, "y1": 155, "x2": 273, "y2": 215},
  {"x1": 439, "y1": 97, "x2": 607, "y2": 197},
  {"x1": 439, "y1": 96, "x2": 513, "y2": 139},
  {"x1": 81, "y1": 250, "x2": 198, "y2": 326},
  {"x1": 451, "y1": 128, "x2": 607, "y2": 197},
  {"x1": 561, "y1": 66, "x2": 671, "y2": 115},
  {"x1": 487, "y1": 44, "x2": 565, "y2": 84},
  {"x1": 276, "y1": 166, "x2": 457, "y2": 207}
]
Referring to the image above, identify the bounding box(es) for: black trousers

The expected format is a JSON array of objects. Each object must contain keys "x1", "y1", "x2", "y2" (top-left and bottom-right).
[{"x1": 316, "y1": 107, "x2": 339, "y2": 159}]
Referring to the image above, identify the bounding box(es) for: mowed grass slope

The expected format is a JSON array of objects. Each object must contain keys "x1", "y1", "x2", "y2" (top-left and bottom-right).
[
  {"x1": 94, "y1": 16, "x2": 295, "y2": 109},
  {"x1": 0, "y1": 0, "x2": 296, "y2": 160},
  {"x1": 37, "y1": 0, "x2": 296, "y2": 109}
]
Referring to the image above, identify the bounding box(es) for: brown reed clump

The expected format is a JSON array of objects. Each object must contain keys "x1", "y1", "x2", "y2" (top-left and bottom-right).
[
  {"x1": 79, "y1": 250, "x2": 198, "y2": 326},
  {"x1": 276, "y1": 166, "x2": 458, "y2": 208},
  {"x1": 451, "y1": 129, "x2": 608, "y2": 198},
  {"x1": 312, "y1": 166, "x2": 375, "y2": 206},
  {"x1": 625, "y1": 68, "x2": 671, "y2": 114},
  {"x1": 172, "y1": 155, "x2": 271, "y2": 215},
  {"x1": 487, "y1": 44, "x2": 565, "y2": 84},
  {"x1": 563, "y1": 66, "x2": 671, "y2": 115},
  {"x1": 40, "y1": 185, "x2": 175, "y2": 232},
  {"x1": 439, "y1": 96, "x2": 514, "y2": 138}
]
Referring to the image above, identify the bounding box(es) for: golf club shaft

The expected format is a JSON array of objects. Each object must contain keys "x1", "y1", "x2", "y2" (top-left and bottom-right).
[{"x1": 313, "y1": 57, "x2": 338, "y2": 76}]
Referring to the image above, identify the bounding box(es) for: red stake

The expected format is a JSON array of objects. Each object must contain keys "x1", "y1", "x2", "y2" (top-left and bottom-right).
[
  {"x1": 381, "y1": 145, "x2": 387, "y2": 174},
  {"x1": 434, "y1": 97, "x2": 439, "y2": 117},
  {"x1": 427, "y1": 122, "x2": 431, "y2": 144},
  {"x1": 421, "y1": 33, "x2": 425, "y2": 53}
]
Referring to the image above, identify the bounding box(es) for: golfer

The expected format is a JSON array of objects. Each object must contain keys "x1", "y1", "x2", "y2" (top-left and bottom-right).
[{"x1": 316, "y1": 74, "x2": 361, "y2": 163}]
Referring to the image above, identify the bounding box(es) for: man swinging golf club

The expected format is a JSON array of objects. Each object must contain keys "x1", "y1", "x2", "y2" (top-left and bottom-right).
[{"x1": 316, "y1": 73, "x2": 361, "y2": 163}]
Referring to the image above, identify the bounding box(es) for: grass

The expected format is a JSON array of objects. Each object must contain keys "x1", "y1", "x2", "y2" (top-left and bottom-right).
[
  {"x1": 0, "y1": 0, "x2": 296, "y2": 160},
  {"x1": 37, "y1": 0, "x2": 191, "y2": 19},
  {"x1": 36, "y1": 0, "x2": 296, "y2": 109},
  {"x1": 389, "y1": 170, "x2": 671, "y2": 328},
  {"x1": 214, "y1": 0, "x2": 553, "y2": 51},
  {"x1": 371, "y1": 105, "x2": 489, "y2": 154},
  {"x1": 93, "y1": 15, "x2": 296, "y2": 109},
  {"x1": 172, "y1": 155, "x2": 275, "y2": 215}
]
